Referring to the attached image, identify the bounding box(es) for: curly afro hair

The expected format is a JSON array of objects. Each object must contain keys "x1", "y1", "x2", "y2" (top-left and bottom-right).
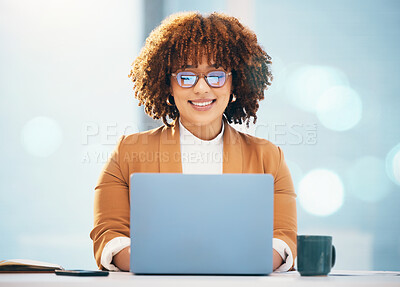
[{"x1": 129, "y1": 11, "x2": 273, "y2": 127}]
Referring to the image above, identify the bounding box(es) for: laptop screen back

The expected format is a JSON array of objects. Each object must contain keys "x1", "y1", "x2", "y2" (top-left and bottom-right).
[{"x1": 130, "y1": 173, "x2": 274, "y2": 275}]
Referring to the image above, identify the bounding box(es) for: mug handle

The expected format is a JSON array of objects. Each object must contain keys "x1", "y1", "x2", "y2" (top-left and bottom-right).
[{"x1": 331, "y1": 245, "x2": 336, "y2": 268}]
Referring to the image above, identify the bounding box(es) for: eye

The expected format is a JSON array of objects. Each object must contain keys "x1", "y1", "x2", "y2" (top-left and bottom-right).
[
  {"x1": 177, "y1": 72, "x2": 197, "y2": 87},
  {"x1": 206, "y1": 71, "x2": 226, "y2": 86}
]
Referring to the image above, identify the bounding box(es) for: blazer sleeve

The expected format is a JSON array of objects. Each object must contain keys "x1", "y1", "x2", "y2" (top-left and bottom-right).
[
  {"x1": 272, "y1": 147, "x2": 297, "y2": 268},
  {"x1": 89, "y1": 135, "x2": 130, "y2": 269}
]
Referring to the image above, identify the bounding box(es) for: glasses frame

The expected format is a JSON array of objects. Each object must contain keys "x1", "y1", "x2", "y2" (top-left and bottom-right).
[{"x1": 171, "y1": 70, "x2": 232, "y2": 88}]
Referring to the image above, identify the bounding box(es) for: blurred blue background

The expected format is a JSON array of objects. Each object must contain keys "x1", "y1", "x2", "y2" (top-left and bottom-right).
[{"x1": 0, "y1": 0, "x2": 399, "y2": 271}]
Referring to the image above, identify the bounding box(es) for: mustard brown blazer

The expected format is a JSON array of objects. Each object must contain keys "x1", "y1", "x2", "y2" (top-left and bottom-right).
[{"x1": 90, "y1": 118, "x2": 297, "y2": 269}]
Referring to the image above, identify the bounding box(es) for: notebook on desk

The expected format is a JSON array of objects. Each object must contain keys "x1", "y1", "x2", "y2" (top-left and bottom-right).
[{"x1": 130, "y1": 173, "x2": 274, "y2": 275}]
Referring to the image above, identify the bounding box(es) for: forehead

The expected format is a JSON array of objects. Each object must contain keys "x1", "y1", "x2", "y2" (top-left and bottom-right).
[
  {"x1": 185, "y1": 54, "x2": 214, "y2": 68},
  {"x1": 184, "y1": 63, "x2": 218, "y2": 69},
  {"x1": 173, "y1": 52, "x2": 228, "y2": 72}
]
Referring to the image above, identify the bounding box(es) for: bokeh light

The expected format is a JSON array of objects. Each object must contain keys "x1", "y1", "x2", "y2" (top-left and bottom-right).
[
  {"x1": 21, "y1": 116, "x2": 63, "y2": 157},
  {"x1": 298, "y1": 169, "x2": 344, "y2": 216},
  {"x1": 346, "y1": 156, "x2": 392, "y2": 202},
  {"x1": 316, "y1": 86, "x2": 362, "y2": 131},
  {"x1": 285, "y1": 65, "x2": 349, "y2": 113},
  {"x1": 385, "y1": 144, "x2": 400, "y2": 186}
]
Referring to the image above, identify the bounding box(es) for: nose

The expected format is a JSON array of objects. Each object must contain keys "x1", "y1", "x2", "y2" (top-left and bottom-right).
[{"x1": 193, "y1": 75, "x2": 210, "y2": 94}]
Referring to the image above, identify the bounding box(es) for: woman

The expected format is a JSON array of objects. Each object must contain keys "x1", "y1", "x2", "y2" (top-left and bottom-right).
[{"x1": 90, "y1": 11, "x2": 297, "y2": 272}]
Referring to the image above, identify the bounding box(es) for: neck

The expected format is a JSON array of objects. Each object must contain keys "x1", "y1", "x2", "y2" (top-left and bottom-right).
[{"x1": 180, "y1": 117, "x2": 223, "y2": 141}]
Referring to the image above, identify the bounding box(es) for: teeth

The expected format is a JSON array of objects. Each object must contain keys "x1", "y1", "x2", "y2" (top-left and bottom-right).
[{"x1": 191, "y1": 100, "x2": 213, "y2": 107}]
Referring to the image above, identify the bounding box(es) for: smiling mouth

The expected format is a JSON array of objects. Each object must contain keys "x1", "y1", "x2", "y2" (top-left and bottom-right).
[{"x1": 188, "y1": 99, "x2": 216, "y2": 107}]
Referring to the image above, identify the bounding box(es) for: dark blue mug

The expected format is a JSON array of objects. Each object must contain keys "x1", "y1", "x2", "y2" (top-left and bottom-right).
[{"x1": 297, "y1": 235, "x2": 336, "y2": 276}]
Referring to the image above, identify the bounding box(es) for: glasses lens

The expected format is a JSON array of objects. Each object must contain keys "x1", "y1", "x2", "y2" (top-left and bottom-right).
[
  {"x1": 177, "y1": 72, "x2": 197, "y2": 88},
  {"x1": 206, "y1": 71, "x2": 226, "y2": 87}
]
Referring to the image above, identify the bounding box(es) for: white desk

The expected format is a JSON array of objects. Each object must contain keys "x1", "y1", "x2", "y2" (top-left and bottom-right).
[{"x1": 1, "y1": 271, "x2": 399, "y2": 287}]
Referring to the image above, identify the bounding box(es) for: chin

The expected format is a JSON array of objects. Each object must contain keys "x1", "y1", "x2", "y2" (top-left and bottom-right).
[{"x1": 181, "y1": 115, "x2": 221, "y2": 127}]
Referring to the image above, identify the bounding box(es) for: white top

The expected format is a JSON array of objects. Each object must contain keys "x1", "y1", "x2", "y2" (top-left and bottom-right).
[
  {"x1": 180, "y1": 119, "x2": 224, "y2": 174},
  {"x1": 100, "y1": 120, "x2": 293, "y2": 272}
]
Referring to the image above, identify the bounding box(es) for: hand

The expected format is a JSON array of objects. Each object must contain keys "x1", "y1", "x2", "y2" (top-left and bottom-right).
[
  {"x1": 112, "y1": 246, "x2": 283, "y2": 272},
  {"x1": 273, "y1": 249, "x2": 283, "y2": 271},
  {"x1": 112, "y1": 246, "x2": 130, "y2": 271}
]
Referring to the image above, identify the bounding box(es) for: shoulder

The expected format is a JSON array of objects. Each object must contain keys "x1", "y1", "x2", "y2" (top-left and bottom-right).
[
  {"x1": 237, "y1": 130, "x2": 274, "y2": 146},
  {"x1": 111, "y1": 125, "x2": 169, "y2": 163},
  {"x1": 230, "y1": 126, "x2": 282, "y2": 155},
  {"x1": 225, "y1": 125, "x2": 285, "y2": 169},
  {"x1": 121, "y1": 125, "x2": 165, "y2": 146},
  {"x1": 229, "y1": 127, "x2": 287, "y2": 176}
]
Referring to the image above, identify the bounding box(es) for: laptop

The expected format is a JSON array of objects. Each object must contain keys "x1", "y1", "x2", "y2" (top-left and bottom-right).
[{"x1": 130, "y1": 173, "x2": 274, "y2": 275}]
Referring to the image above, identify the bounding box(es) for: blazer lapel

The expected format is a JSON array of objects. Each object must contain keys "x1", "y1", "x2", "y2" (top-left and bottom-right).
[
  {"x1": 223, "y1": 118, "x2": 243, "y2": 173},
  {"x1": 159, "y1": 120, "x2": 182, "y2": 173}
]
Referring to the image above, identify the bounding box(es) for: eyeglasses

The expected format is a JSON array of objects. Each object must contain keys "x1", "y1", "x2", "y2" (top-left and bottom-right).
[{"x1": 171, "y1": 70, "x2": 231, "y2": 88}]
